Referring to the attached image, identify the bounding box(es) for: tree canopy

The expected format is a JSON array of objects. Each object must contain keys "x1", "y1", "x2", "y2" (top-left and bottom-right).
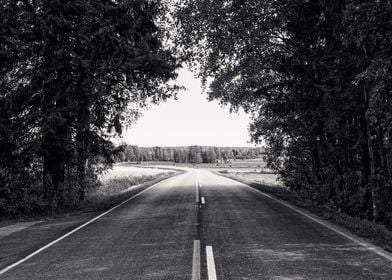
[
  {"x1": 0, "y1": 0, "x2": 179, "y2": 213},
  {"x1": 174, "y1": 0, "x2": 392, "y2": 227}
]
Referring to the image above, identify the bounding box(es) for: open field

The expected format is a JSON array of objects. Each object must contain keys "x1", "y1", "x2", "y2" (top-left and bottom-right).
[
  {"x1": 86, "y1": 171, "x2": 178, "y2": 209},
  {"x1": 219, "y1": 171, "x2": 280, "y2": 186},
  {"x1": 122, "y1": 158, "x2": 281, "y2": 186},
  {"x1": 131, "y1": 158, "x2": 267, "y2": 170},
  {"x1": 100, "y1": 164, "x2": 176, "y2": 182},
  {"x1": 91, "y1": 164, "x2": 180, "y2": 207},
  {"x1": 0, "y1": 165, "x2": 179, "y2": 227}
]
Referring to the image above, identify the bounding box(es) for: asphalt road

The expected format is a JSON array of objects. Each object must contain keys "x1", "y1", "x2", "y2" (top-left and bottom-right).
[{"x1": 1, "y1": 169, "x2": 392, "y2": 279}]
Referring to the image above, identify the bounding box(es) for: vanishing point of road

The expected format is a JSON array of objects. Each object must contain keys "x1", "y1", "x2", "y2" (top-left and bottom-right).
[{"x1": 1, "y1": 169, "x2": 392, "y2": 279}]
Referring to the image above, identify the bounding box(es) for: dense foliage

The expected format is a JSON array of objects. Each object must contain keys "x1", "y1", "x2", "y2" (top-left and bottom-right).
[
  {"x1": 115, "y1": 145, "x2": 264, "y2": 163},
  {"x1": 0, "y1": 0, "x2": 178, "y2": 214},
  {"x1": 174, "y1": 0, "x2": 392, "y2": 227}
]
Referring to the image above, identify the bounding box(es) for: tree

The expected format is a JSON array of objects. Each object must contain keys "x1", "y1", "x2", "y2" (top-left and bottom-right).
[
  {"x1": 188, "y1": 146, "x2": 203, "y2": 163},
  {"x1": 0, "y1": 0, "x2": 179, "y2": 212},
  {"x1": 173, "y1": 0, "x2": 392, "y2": 226},
  {"x1": 206, "y1": 148, "x2": 217, "y2": 163}
]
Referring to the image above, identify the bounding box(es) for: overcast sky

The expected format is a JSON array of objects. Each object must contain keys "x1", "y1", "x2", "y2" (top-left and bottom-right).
[{"x1": 121, "y1": 69, "x2": 254, "y2": 147}]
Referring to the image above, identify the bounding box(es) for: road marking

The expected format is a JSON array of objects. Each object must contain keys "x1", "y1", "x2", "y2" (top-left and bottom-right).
[
  {"x1": 237, "y1": 180, "x2": 392, "y2": 263},
  {"x1": 0, "y1": 176, "x2": 174, "y2": 276},
  {"x1": 206, "y1": 246, "x2": 217, "y2": 280},
  {"x1": 192, "y1": 240, "x2": 201, "y2": 280},
  {"x1": 195, "y1": 176, "x2": 200, "y2": 203},
  {"x1": 201, "y1": 197, "x2": 205, "y2": 204}
]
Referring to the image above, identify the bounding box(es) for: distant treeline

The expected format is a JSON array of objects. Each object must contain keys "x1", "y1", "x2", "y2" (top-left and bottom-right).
[{"x1": 115, "y1": 145, "x2": 264, "y2": 163}]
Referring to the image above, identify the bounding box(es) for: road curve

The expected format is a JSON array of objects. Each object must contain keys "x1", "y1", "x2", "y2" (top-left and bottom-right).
[{"x1": 1, "y1": 169, "x2": 392, "y2": 279}]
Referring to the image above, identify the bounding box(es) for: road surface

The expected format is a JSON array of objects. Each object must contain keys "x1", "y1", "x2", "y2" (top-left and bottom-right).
[{"x1": 1, "y1": 169, "x2": 392, "y2": 279}]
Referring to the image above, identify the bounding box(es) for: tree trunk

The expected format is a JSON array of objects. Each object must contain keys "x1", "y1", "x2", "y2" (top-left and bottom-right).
[
  {"x1": 42, "y1": 88, "x2": 69, "y2": 209},
  {"x1": 76, "y1": 97, "x2": 90, "y2": 202},
  {"x1": 363, "y1": 88, "x2": 377, "y2": 222},
  {"x1": 76, "y1": 128, "x2": 87, "y2": 201},
  {"x1": 42, "y1": 124, "x2": 67, "y2": 209},
  {"x1": 378, "y1": 127, "x2": 389, "y2": 182}
]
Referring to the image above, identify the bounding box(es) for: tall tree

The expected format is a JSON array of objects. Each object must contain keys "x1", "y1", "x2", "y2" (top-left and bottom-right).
[
  {"x1": 173, "y1": 0, "x2": 392, "y2": 226},
  {"x1": 0, "y1": 0, "x2": 179, "y2": 211}
]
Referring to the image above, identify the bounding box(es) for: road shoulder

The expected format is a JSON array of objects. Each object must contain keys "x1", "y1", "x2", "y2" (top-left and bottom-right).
[
  {"x1": 0, "y1": 172, "x2": 181, "y2": 271},
  {"x1": 215, "y1": 171, "x2": 392, "y2": 257}
]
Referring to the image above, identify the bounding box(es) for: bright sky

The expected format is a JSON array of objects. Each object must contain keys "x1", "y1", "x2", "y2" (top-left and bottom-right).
[{"x1": 121, "y1": 69, "x2": 254, "y2": 147}]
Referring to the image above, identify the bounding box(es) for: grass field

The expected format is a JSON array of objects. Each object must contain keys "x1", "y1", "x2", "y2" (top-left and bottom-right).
[
  {"x1": 221, "y1": 171, "x2": 280, "y2": 186},
  {"x1": 120, "y1": 158, "x2": 282, "y2": 186},
  {"x1": 0, "y1": 165, "x2": 179, "y2": 227},
  {"x1": 100, "y1": 164, "x2": 175, "y2": 182},
  {"x1": 84, "y1": 165, "x2": 180, "y2": 211},
  {"x1": 131, "y1": 158, "x2": 267, "y2": 169}
]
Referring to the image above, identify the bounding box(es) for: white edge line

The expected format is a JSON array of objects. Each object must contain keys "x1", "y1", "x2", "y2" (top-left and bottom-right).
[
  {"x1": 206, "y1": 245, "x2": 217, "y2": 280},
  {"x1": 0, "y1": 176, "x2": 174, "y2": 276},
  {"x1": 227, "y1": 176, "x2": 392, "y2": 263},
  {"x1": 192, "y1": 240, "x2": 201, "y2": 280}
]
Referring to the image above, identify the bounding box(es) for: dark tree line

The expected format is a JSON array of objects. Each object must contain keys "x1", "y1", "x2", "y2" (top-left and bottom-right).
[
  {"x1": 0, "y1": 0, "x2": 178, "y2": 214},
  {"x1": 115, "y1": 145, "x2": 264, "y2": 164},
  {"x1": 174, "y1": 1, "x2": 392, "y2": 227}
]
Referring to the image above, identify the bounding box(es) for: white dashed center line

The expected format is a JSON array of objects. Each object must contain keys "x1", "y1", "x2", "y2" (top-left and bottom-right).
[
  {"x1": 195, "y1": 176, "x2": 200, "y2": 203},
  {"x1": 192, "y1": 240, "x2": 201, "y2": 280},
  {"x1": 206, "y1": 246, "x2": 217, "y2": 280}
]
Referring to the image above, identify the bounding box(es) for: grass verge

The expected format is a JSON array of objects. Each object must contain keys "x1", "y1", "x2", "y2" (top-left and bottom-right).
[
  {"x1": 0, "y1": 171, "x2": 182, "y2": 271},
  {"x1": 0, "y1": 171, "x2": 180, "y2": 228},
  {"x1": 81, "y1": 172, "x2": 178, "y2": 212},
  {"x1": 219, "y1": 171, "x2": 392, "y2": 254}
]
